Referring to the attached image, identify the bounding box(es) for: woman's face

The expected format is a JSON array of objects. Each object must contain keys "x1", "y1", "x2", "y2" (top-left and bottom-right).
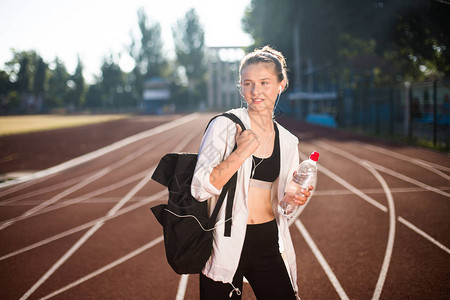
[{"x1": 240, "y1": 62, "x2": 284, "y2": 114}]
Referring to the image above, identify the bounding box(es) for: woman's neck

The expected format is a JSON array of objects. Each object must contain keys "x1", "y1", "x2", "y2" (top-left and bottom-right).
[{"x1": 248, "y1": 109, "x2": 274, "y2": 133}]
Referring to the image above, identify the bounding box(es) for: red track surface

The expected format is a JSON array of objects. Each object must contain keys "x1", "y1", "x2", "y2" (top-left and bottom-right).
[{"x1": 0, "y1": 113, "x2": 449, "y2": 299}]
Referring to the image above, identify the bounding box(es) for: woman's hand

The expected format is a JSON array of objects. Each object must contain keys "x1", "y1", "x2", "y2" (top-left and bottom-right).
[
  {"x1": 234, "y1": 124, "x2": 260, "y2": 159},
  {"x1": 292, "y1": 185, "x2": 314, "y2": 205}
]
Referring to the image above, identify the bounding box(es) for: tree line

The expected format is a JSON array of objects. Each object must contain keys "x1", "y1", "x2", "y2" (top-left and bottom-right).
[
  {"x1": 1, "y1": 1, "x2": 448, "y2": 115},
  {"x1": 0, "y1": 8, "x2": 206, "y2": 114},
  {"x1": 243, "y1": 0, "x2": 449, "y2": 89}
]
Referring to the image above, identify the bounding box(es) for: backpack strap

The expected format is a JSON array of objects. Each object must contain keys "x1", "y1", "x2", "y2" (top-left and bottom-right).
[
  {"x1": 205, "y1": 112, "x2": 245, "y2": 237},
  {"x1": 204, "y1": 112, "x2": 246, "y2": 133}
]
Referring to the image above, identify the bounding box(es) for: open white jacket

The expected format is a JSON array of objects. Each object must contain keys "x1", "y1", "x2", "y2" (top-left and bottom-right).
[{"x1": 191, "y1": 108, "x2": 300, "y2": 293}]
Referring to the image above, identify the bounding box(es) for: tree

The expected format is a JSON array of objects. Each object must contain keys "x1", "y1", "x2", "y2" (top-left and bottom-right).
[
  {"x1": 84, "y1": 83, "x2": 103, "y2": 109},
  {"x1": 0, "y1": 70, "x2": 12, "y2": 97},
  {"x1": 33, "y1": 56, "x2": 47, "y2": 110},
  {"x1": 172, "y1": 8, "x2": 207, "y2": 108},
  {"x1": 46, "y1": 58, "x2": 70, "y2": 109},
  {"x1": 99, "y1": 55, "x2": 126, "y2": 108},
  {"x1": 5, "y1": 50, "x2": 46, "y2": 111},
  {"x1": 129, "y1": 8, "x2": 168, "y2": 101},
  {"x1": 0, "y1": 70, "x2": 14, "y2": 113},
  {"x1": 66, "y1": 56, "x2": 85, "y2": 109},
  {"x1": 242, "y1": 0, "x2": 450, "y2": 82}
]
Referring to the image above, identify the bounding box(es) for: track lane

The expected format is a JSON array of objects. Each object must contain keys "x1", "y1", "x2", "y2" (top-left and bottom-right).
[{"x1": 0, "y1": 114, "x2": 448, "y2": 299}]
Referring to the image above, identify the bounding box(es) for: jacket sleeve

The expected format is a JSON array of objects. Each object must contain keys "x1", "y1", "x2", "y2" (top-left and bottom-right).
[
  {"x1": 191, "y1": 117, "x2": 234, "y2": 202},
  {"x1": 284, "y1": 137, "x2": 300, "y2": 192}
]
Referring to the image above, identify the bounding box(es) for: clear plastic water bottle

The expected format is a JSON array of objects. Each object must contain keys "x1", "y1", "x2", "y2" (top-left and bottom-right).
[{"x1": 278, "y1": 151, "x2": 320, "y2": 219}]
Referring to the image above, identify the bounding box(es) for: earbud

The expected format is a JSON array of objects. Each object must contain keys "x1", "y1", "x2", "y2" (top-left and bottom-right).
[{"x1": 279, "y1": 87, "x2": 282, "y2": 93}]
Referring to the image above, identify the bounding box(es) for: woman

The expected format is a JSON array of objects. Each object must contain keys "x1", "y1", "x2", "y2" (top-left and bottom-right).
[{"x1": 191, "y1": 46, "x2": 312, "y2": 299}]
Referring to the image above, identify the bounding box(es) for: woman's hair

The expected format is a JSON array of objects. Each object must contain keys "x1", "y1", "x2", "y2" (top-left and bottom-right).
[{"x1": 238, "y1": 46, "x2": 289, "y2": 91}]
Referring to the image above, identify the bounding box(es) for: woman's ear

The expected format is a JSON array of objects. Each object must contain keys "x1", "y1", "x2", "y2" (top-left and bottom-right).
[{"x1": 279, "y1": 80, "x2": 286, "y2": 93}]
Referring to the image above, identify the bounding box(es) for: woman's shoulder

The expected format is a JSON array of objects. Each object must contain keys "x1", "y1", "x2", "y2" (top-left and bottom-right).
[
  {"x1": 206, "y1": 108, "x2": 247, "y2": 134},
  {"x1": 275, "y1": 121, "x2": 299, "y2": 145},
  {"x1": 209, "y1": 108, "x2": 249, "y2": 128}
]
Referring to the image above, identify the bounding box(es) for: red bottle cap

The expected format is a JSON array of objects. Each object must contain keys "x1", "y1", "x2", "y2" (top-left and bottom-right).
[{"x1": 309, "y1": 151, "x2": 320, "y2": 162}]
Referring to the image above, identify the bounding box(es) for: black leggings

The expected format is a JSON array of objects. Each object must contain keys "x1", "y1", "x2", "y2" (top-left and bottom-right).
[{"x1": 200, "y1": 219, "x2": 296, "y2": 300}]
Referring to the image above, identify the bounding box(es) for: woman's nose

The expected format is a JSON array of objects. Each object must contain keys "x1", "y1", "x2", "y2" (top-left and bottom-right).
[{"x1": 251, "y1": 84, "x2": 260, "y2": 95}]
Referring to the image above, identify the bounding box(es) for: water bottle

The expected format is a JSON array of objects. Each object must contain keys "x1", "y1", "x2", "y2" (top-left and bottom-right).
[{"x1": 278, "y1": 151, "x2": 319, "y2": 219}]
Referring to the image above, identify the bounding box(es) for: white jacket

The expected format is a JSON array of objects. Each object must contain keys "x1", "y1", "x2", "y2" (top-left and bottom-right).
[{"x1": 191, "y1": 108, "x2": 300, "y2": 293}]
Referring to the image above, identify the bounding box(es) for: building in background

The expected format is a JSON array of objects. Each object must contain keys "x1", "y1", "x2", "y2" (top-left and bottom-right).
[
  {"x1": 142, "y1": 78, "x2": 171, "y2": 114},
  {"x1": 206, "y1": 47, "x2": 244, "y2": 110}
]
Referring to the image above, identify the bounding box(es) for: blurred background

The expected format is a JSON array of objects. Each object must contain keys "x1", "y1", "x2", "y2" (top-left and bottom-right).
[{"x1": 0, "y1": 0, "x2": 449, "y2": 150}]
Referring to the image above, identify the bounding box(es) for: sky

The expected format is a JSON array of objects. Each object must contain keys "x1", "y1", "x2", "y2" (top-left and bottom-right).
[{"x1": 0, "y1": 0, "x2": 253, "y2": 82}]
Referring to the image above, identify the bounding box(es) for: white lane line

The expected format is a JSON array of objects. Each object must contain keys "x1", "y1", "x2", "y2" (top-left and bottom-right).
[
  {"x1": 1, "y1": 118, "x2": 201, "y2": 207},
  {"x1": 163, "y1": 127, "x2": 207, "y2": 300},
  {"x1": 397, "y1": 217, "x2": 450, "y2": 255},
  {"x1": 316, "y1": 141, "x2": 449, "y2": 198},
  {"x1": 0, "y1": 130, "x2": 172, "y2": 231},
  {"x1": 24, "y1": 170, "x2": 110, "y2": 217},
  {"x1": 0, "y1": 170, "x2": 146, "y2": 227},
  {"x1": 40, "y1": 235, "x2": 164, "y2": 300},
  {"x1": 19, "y1": 170, "x2": 155, "y2": 300},
  {"x1": 319, "y1": 164, "x2": 388, "y2": 213},
  {"x1": 176, "y1": 275, "x2": 190, "y2": 300},
  {"x1": 359, "y1": 143, "x2": 450, "y2": 176},
  {"x1": 295, "y1": 220, "x2": 350, "y2": 300},
  {"x1": 369, "y1": 162, "x2": 450, "y2": 198},
  {"x1": 2, "y1": 196, "x2": 152, "y2": 206},
  {"x1": 312, "y1": 146, "x2": 450, "y2": 255},
  {"x1": 0, "y1": 173, "x2": 58, "y2": 198},
  {"x1": 362, "y1": 161, "x2": 396, "y2": 300},
  {"x1": 0, "y1": 169, "x2": 110, "y2": 231},
  {"x1": 0, "y1": 190, "x2": 166, "y2": 261},
  {"x1": 302, "y1": 148, "x2": 397, "y2": 299},
  {"x1": 0, "y1": 113, "x2": 199, "y2": 190},
  {"x1": 19, "y1": 123, "x2": 202, "y2": 299},
  {"x1": 0, "y1": 174, "x2": 91, "y2": 205},
  {"x1": 312, "y1": 186, "x2": 450, "y2": 196}
]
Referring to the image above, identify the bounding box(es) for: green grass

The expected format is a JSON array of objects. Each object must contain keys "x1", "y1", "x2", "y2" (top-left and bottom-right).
[{"x1": 0, "y1": 114, "x2": 130, "y2": 136}]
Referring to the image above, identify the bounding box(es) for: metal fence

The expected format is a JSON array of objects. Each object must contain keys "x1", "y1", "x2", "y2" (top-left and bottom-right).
[{"x1": 285, "y1": 77, "x2": 449, "y2": 150}]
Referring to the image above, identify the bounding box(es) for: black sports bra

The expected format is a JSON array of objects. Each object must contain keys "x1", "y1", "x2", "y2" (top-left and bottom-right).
[{"x1": 250, "y1": 123, "x2": 280, "y2": 184}]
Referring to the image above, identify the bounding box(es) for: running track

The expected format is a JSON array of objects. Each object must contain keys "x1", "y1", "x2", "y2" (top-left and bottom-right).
[{"x1": 0, "y1": 113, "x2": 448, "y2": 299}]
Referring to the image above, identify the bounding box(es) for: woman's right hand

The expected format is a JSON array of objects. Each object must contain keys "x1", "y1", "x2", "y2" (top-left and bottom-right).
[{"x1": 235, "y1": 123, "x2": 260, "y2": 159}]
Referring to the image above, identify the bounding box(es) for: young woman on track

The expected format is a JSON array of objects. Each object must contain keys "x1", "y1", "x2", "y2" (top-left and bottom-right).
[{"x1": 191, "y1": 46, "x2": 313, "y2": 299}]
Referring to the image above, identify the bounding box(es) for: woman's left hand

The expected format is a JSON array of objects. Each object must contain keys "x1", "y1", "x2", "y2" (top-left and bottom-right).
[{"x1": 293, "y1": 185, "x2": 314, "y2": 205}]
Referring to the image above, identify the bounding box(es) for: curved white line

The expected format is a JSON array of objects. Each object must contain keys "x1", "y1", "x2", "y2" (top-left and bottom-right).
[
  {"x1": 39, "y1": 235, "x2": 164, "y2": 300},
  {"x1": 0, "y1": 190, "x2": 166, "y2": 261},
  {"x1": 19, "y1": 122, "x2": 202, "y2": 299},
  {"x1": 304, "y1": 145, "x2": 397, "y2": 299},
  {"x1": 311, "y1": 145, "x2": 450, "y2": 255},
  {"x1": 1, "y1": 170, "x2": 147, "y2": 225},
  {"x1": 0, "y1": 113, "x2": 199, "y2": 190},
  {"x1": 316, "y1": 141, "x2": 449, "y2": 198},
  {"x1": 359, "y1": 143, "x2": 450, "y2": 176},
  {"x1": 0, "y1": 129, "x2": 175, "y2": 231},
  {"x1": 369, "y1": 162, "x2": 449, "y2": 198},
  {"x1": 0, "y1": 174, "x2": 91, "y2": 205},
  {"x1": 362, "y1": 161, "x2": 396, "y2": 300},
  {"x1": 19, "y1": 170, "x2": 156, "y2": 300}
]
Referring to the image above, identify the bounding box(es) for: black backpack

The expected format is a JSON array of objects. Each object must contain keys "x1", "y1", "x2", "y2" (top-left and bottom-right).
[{"x1": 150, "y1": 112, "x2": 245, "y2": 274}]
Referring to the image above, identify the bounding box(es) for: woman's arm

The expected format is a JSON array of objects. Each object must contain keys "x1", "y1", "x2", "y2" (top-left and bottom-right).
[
  {"x1": 209, "y1": 124, "x2": 259, "y2": 190},
  {"x1": 191, "y1": 119, "x2": 259, "y2": 201}
]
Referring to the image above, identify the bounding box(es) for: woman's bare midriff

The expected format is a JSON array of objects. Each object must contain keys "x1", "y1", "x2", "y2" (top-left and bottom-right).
[{"x1": 247, "y1": 186, "x2": 275, "y2": 224}]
